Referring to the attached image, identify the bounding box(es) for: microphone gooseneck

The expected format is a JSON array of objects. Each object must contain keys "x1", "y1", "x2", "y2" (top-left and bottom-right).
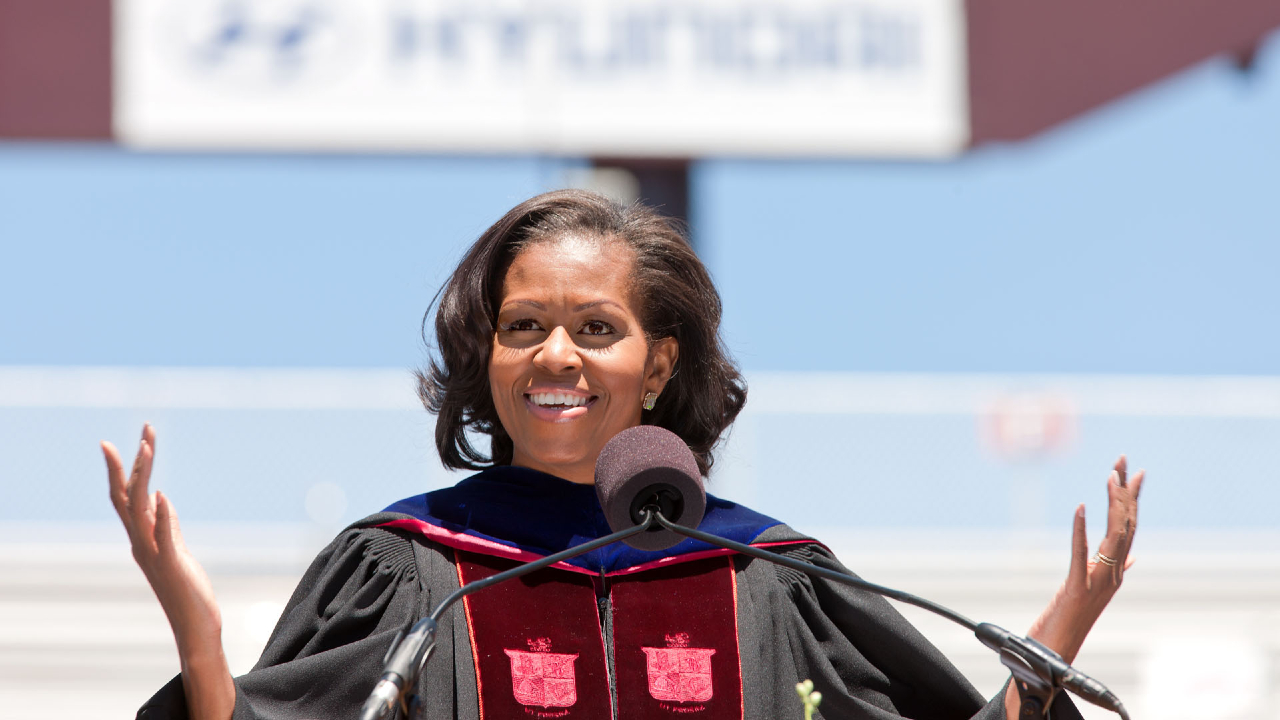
[
  {"x1": 648, "y1": 509, "x2": 980, "y2": 631},
  {"x1": 648, "y1": 511, "x2": 1129, "y2": 719},
  {"x1": 594, "y1": 425, "x2": 1128, "y2": 719}
]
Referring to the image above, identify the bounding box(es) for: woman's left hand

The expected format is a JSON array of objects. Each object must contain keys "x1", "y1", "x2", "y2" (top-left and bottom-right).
[{"x1": 1028, "y1": 455, "x2": 1145, "y2": 664}]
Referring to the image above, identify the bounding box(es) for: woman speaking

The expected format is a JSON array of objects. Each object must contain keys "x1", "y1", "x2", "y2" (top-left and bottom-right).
[{"x1": 105, "y1": 190, "x2": 1143, "y2": 720}]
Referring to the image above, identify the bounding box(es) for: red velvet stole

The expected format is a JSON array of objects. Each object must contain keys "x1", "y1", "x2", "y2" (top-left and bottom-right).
[{"x1": 457, "y1": 551, "x2": 744, "y2": 719}]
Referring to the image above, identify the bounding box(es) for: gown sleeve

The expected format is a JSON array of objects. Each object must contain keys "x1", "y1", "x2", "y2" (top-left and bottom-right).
[
  {"x1": 737, "y1": 531, "x2": 1084, "y2": 720},
  {"x1": 136, "y1": 520, "x2": 432, "y2": 720}
]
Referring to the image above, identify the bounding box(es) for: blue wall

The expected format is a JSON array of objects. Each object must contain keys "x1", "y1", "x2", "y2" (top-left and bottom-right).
[{"x1": 3, "y1": 37, "x2": 1279, "y2": 372}]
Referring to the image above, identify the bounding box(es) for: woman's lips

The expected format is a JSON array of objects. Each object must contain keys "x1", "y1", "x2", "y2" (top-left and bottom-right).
[{"x1": 523, "y1": 393, "x2": 595, "y2": 422}]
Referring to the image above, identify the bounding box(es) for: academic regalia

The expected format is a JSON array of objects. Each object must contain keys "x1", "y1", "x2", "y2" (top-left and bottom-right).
[{"x1": 137, "y1": 467, "x2": 1082, "y2": 720}]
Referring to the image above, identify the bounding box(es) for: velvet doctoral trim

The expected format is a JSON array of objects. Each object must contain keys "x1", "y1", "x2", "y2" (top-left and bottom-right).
[
  {"x1": 457, "y1": 551, "x2": 745, "y2": 720},
  {"x1": 381, "y1": 465, "x2": 786, "y2": 576}
]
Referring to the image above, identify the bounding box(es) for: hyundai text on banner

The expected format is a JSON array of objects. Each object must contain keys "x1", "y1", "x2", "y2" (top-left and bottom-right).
[{"x1": 114, "y1": 0, "x2": 970, "y2": 157}]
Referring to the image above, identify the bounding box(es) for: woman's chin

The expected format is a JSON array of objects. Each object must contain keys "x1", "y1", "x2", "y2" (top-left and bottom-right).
[{"x1": 515, "y1": 446, "x2": 600, "y2": 480}]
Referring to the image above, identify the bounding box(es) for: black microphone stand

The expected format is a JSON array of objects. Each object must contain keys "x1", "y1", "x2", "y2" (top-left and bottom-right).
[
  {"x1": 358, "y1": 510, "x2": 658, "y2": 720},
  {"x1": 650, "y1": 511, "x2": 1130, "y2": 720}
]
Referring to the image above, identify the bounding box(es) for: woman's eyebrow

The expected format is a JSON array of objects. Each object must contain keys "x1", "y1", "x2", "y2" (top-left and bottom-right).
[
  {"x1": 573, "y1": 299, "x2": 625, "y2": 312},
  {"x1": 501, "y1": 299, "x2": 624, "y2": 312},
  {"x1": 502, "y1": 299, "x2": 546, "y2": 310}
]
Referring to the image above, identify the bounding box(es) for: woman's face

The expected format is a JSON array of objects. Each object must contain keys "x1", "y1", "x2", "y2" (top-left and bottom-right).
[{"x1": 489, "y1": 236, "x2": 678, "y2": 485}]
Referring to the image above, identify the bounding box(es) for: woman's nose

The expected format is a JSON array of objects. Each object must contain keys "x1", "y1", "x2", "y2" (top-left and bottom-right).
[{"x1": 533, "y1": 326, "x2": 582, "y2": 373}]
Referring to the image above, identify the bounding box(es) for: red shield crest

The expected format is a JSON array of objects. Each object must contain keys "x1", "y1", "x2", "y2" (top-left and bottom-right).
[
  {"x1": 641, "y1": 637, "x2": 716, "y2": 703},
  {"x1": 504, "y1": 645, "x2": 579, "y2": 708}
]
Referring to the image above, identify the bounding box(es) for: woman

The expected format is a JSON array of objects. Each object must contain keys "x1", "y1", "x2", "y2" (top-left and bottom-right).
[{"x1": 105, "y1": 190, "x2": 1143, "y2": 720}]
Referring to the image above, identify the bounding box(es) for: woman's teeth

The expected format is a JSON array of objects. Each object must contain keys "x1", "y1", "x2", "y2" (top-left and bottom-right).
[{"x1": 529, "y1": 392, "x2": 590, "y2": 408}]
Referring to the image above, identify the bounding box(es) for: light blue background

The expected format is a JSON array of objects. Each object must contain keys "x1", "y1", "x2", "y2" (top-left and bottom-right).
[{"x1": 2, "y1": 34, "x2": 1278, "y2": 529}]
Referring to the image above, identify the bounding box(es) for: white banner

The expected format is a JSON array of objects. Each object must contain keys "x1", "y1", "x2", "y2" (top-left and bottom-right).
[{"x1": 114, "y1": 0, "x2": 970, "y2": 157}]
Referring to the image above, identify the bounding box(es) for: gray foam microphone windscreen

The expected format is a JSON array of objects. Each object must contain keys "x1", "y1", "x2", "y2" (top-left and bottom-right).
[{"x1": 594, "y1": 425, "x2": 706, "y2": 551}]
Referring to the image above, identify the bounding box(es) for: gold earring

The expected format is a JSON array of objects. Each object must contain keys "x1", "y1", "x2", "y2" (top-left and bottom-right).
[{"x1": 642, "y1": 392, "x2": 658, "y2": 411}]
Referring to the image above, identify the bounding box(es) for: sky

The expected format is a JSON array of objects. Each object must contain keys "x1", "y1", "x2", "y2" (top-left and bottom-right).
[{"x1": 701, "y1": 45, "x2": 1280, "y2": 374}]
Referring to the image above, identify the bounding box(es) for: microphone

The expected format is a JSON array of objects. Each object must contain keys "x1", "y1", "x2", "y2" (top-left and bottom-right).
[
  {"x1": 360, "y1": 617, "x2": 439, "y2": 720},
  {"x1": 974, "y1": 624, "x2": 1126, "y2": 716},
  {"x1": 593, "y1": 425, "x2": 1130, "y2": 720},
  {"x1": 595, "y1": 425, "x2": 705, "y2": 550}
]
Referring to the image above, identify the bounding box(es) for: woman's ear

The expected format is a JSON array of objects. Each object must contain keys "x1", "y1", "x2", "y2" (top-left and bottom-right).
[{"x1": 646, "y1": 337, "x2": 679, "y2": 394}]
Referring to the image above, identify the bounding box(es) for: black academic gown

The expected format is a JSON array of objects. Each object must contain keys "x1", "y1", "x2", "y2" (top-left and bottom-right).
[{"x1": 137, "y1": 467, "x2": 1082, "y2": 720}]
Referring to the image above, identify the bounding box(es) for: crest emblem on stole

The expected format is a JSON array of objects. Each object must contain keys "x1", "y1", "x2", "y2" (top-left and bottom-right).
[
  {"x1": 504, "y1": 637, "x2": 580, "y2": 707},
  {"x1": 641, "y1": 633, "x2": 717, "y2": 702}
]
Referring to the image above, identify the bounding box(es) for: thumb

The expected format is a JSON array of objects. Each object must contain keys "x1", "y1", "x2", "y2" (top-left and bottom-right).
[
  {"x1": 153, "y1": 491, "x2": 184, "y2": 556},
  {"x1": 1069, "y1": 504, "x2": 1088, "y2": 587}
]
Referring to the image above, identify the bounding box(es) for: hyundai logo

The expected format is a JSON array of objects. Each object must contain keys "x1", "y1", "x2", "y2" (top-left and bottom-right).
[{"x1": 159, "y1": 0, "x2": 367, "y2": 91}]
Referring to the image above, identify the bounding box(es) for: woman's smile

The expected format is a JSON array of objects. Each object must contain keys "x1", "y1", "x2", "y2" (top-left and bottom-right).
[{"x1": 523, "y1": 387, "x2": 597, "y2": 422}]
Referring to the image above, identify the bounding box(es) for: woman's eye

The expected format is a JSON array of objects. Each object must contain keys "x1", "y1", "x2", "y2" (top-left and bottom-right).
[
  {"x1": 503, "y1": 319, "x2": 542, "y2": 332},
  {"x1": 581, "y1": 320, "x2": 615, "y2": 336}
]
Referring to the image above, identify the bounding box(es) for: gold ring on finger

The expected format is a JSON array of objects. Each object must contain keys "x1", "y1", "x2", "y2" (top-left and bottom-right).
[{"x1": 1092, "y1": 551, "x2": 1118, "y2": 567}]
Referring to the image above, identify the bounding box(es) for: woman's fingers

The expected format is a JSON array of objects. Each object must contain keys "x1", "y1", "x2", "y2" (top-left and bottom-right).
[
  {"x1": 1092, "y1": 471, "x2": 1126, "y2": 585},
  {"x1": 1095, "y1": 456, "x2": 1143, "y2": 586},
  {"x1": 105, "y1": 424, "x2": 163, "y2": 561},
  {"x1": 139, "y1": 429, "x2": 156, "y2": 506},
  {"x1": 104, "y1": 441, "x2": 130, "y2": 521},
  {"x1": 1107, "y1": 456, "x2": 1134, "y2": 551},
  {"x1": 127, "y1": 429, "x2": 156, "y2": 532}
]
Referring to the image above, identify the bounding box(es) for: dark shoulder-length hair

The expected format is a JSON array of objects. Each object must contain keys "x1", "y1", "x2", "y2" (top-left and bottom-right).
[{"x1": 417, "y1": 188, "x2": 746, "y2": 476}]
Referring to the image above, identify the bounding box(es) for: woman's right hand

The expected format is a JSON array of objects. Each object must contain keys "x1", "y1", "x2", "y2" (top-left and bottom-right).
[{"x1": 104, "y1": 424, "x2": 235, "y2": 720}]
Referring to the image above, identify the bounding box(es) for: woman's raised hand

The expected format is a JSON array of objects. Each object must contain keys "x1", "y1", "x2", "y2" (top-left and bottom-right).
[
  {"x1": 104, "y1": 424, "x2": 235, "y2": 720},
  {"x1": 1029, "y1": 455, "x2": 1145, "y2": 665},
  {"x1": 1001, "y1": 457, "x2": 1143, "y2": 719}
]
